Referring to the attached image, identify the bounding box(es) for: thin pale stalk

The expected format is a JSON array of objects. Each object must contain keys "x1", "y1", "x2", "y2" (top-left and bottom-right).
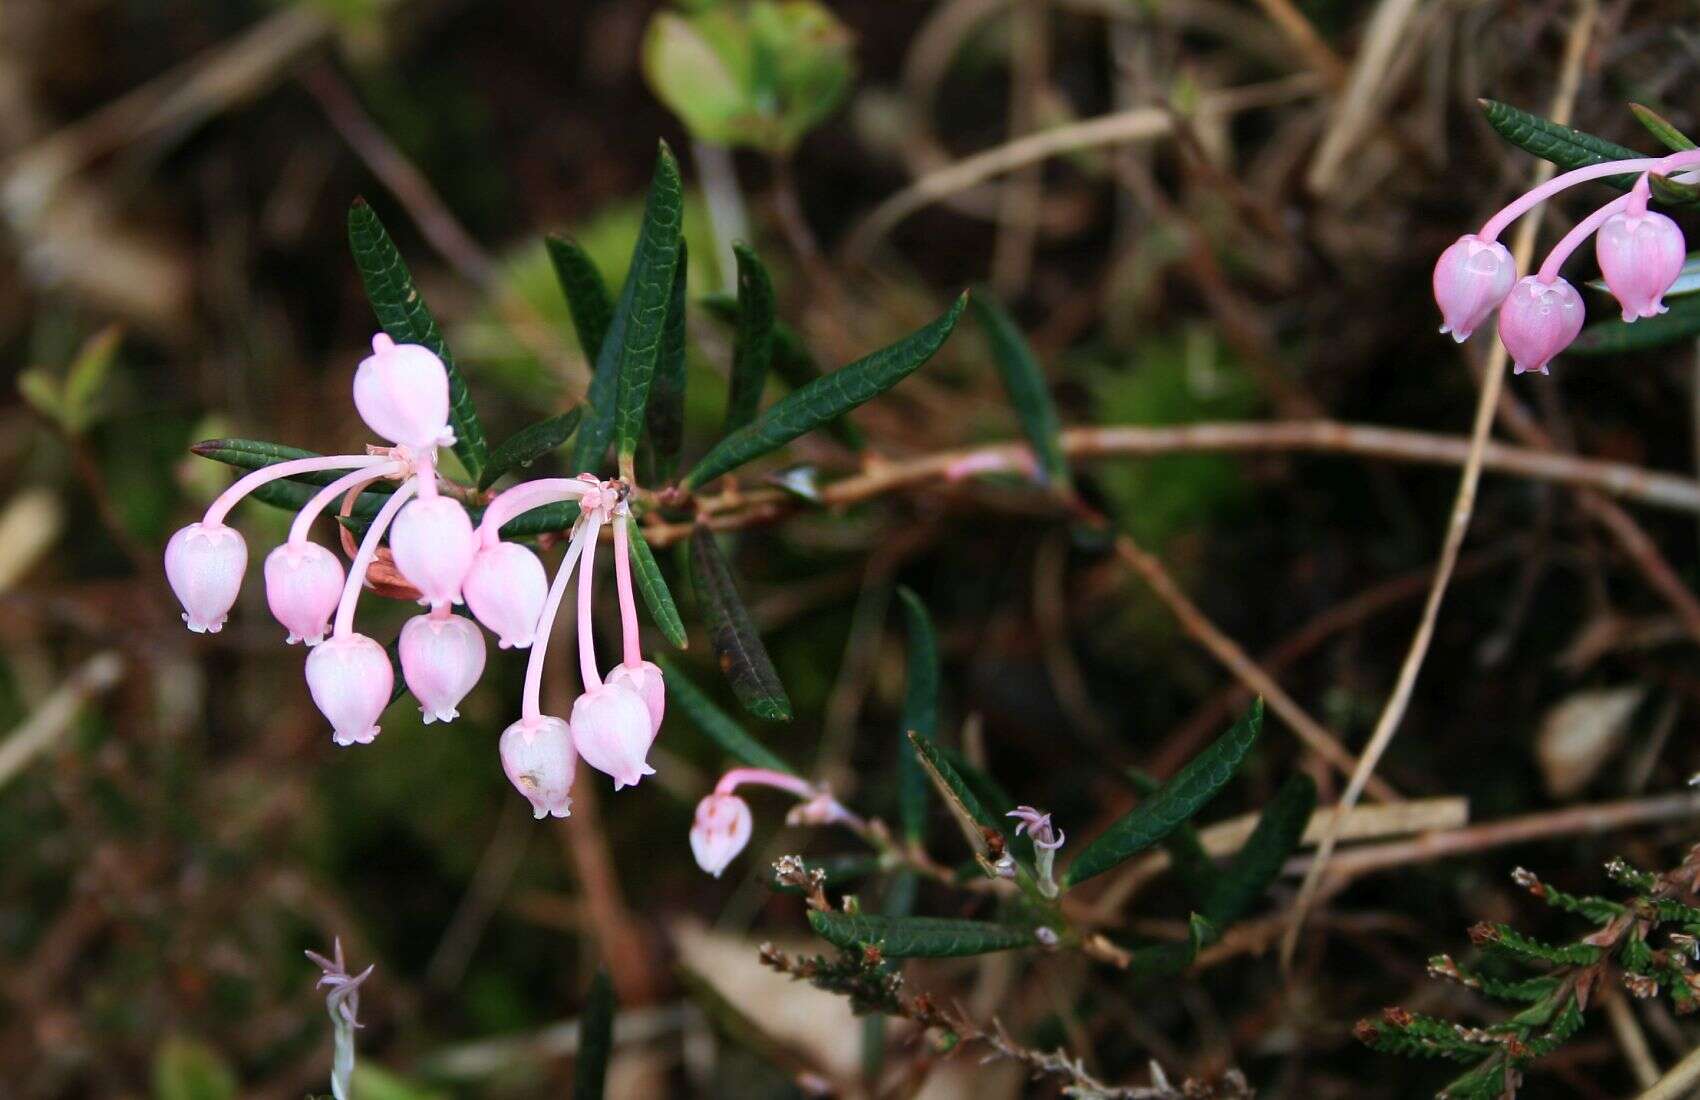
[
  {"x1": 613, "y1": 515, "x2": 642, "y2": 668},
  {"x1": 332, "y1": 477, "x2": 417, "y2": 638},
  {"x1": 204, "y1": 454, "x2": 387, "y2": 527},
  {"x1": 288, "y1": 462, "x2": 404, "y2": 544},
  {"x1": 521, "y1": 518, "x2": 596, "y2": 722},
  {"x1": 576, "y1": 514, "x2": 604, "y2": 691}
]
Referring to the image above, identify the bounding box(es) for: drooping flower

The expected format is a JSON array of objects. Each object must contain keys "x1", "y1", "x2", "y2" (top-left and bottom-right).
[
  {"x1": 398, "y1": 613, "x2": 486, "y2": 724},
  {"x1": 388, "y1": 495, "x2": 477, "y2": 610},
  {"x1": 352, "y1": 334, "x2": 454, "y2": 450},
  {"x1": 570, "y1": 682, "x2": 657, "y2": 790},
  {"x1": 1432, "y1": 234, "x2": 1516, "y2": 342},
  {"x1": 463, "y1": 541, "x2": 549, "y2": 648},
  {"x1": 305, "y1": 633, "x2": 394, "y2": 746},
  {"x1": 1597, "y1": 205, "x2": 1686, "y2": 322},
  {"x1": 689, "y1": 792, "x2": 753, "y2": 878},
  {"x1": 499, "y1": 715, "x2": 577, "y2": 818},
  {"x1": 606, "y1": 659, "x2": 666, "y2": 735},
  {"x1": 165, "y1": 522, "x2": 247, "y2": 634},
  {"x1": 264, "y1": 541, "x2": 344, "y2": 645},
  {"x1": 1497, "y1": 276, "x2": 1585, "y2": 376}
]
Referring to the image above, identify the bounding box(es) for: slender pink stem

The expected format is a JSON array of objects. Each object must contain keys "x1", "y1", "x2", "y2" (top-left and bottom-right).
[
  {"x1": 715, "y1": 767, "x2": 817, "y2": 800},
  {"x1": 1537, "y1": 192, "x2": 1633, "y2": 283},
  {"x1": 204, "y1": 455, "x2": 388, "y2": 527},
  {"x1": 576, "y1": 515, "x2": 605, "y2": 691},
  {"x1": 520, "y1": 518, "x2": 596, "y2": 722},
  {"x1": 332, "y1": 477, "x2": 417, "y2": 639},
  {"x1": 613, "y1": 516, "x2": 642, "y2": 667},
  {"x1": 477, "y1": 478, "x2": 595, "y2": 547},
  {"x1": 414, "y1": 452, "x2": 438, "y2": 500},
  {"x1": 1479, "y1": 149, "x2": 1700, "y2": 242},
  {"x1": 288, "y1": 462, "x2": 404, "y2": 545}
]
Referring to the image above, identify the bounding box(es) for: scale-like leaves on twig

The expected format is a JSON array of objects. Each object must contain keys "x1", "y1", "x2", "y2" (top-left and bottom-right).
[
  {"x1": 657, "y1": 655, "x2": 793, "y2": 774},
  {"x1": 347, "y1": 199, "x2": 490, "y2": 481},
  {"x1": 688, "y1": 529, "x2": 792, "y2": 720},
  {"x1": 724, "y1": 243, "x2": 775, "y2": 434},
  {"x1": 547, "y1": 236, "x2": 615, "y2": 365},
  {"x1": 1064, "y1": 699, "x2": 1264, "y2": 887},
  {"x1": 614, "y1": 143, "x2": 685, "y2": 467},
  {"x1": 1630, "y1": 103, "x2": 1697, "y2": 152},
  {"x1": 1204, "y1": 773, "x2": 1316, "y2": 926},
  {"x1": 645, "y1": 240, "x2": 689, "y2": 482},
  {"x1": 1479, "y1": 100, "x2": 1700, "y2": 205},
  {"x1": 571, "y1": 969, "x2": 614, "y2": 1100},
  {"x1": 807, "y1": 912, "x2": 1040, "y2": 957},
  {"x1": 970, "y1": 291, "x2": 1070, "y2": 489},
  {"x1": 1570, "y1": 294, "x2": 1700, "y2": 355},
  {"x1": 478, "y1": 408, "x2": 583, "y2": 490},
  {"x1": 896, "y1": 588, "x2": 937, "y2": 843},
  {"x1": 682, "y1": 293, "x2": 968, "y2": 488},
  {"x1": 626, "y1": 516, "x2": 687, "y2": 647}
]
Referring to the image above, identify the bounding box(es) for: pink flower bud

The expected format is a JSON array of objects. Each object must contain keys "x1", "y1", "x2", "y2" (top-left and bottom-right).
[
  {"x1": 389, "y1": 496, "x2": 477, "y2": 610},
  {"x1": 605, "y1": 660, "x2": 665, "y2": 735},
  {"x1": 1433, "y1": 234, "x2": 1516, "y2": 342},
  {"x1": 463, "y1": 542, "x2": 548, "y2": 648},
  {"x1": 352, "y1": 334, "x2": 454, "y2": 450},
  {"x1": 1498, "y1": 276, "x2": 1585, "y2": 376},
  {"x1": 499, "y1": 715, "x2": 576, "y2": 818},
  {"x1": 305, "y1": 633, "x2": 393, "y2": 746},
  {"x1": 399, "y1": 613, "x2": 486, "y2": 724},
  {"x1": 570, "y1": 682, "x2": 656, "y2": 790},
  {"x1": 263, "y1": 542, "x2": 344, "y2": 645},
  {"x1": 1596, "y1": 208, "x2": 1686, "y2": 322},
  {"x1": 165, "y1": 522, "x2": 248, "y2": 634},
  {"x1": 690, "y1": 792, "x2": 753, "y2": 878}
]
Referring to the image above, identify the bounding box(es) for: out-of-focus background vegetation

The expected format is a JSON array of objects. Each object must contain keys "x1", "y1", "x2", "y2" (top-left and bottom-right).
[{"x1": 6, "y1": 0, "x2": 1700, "y2": 1096}]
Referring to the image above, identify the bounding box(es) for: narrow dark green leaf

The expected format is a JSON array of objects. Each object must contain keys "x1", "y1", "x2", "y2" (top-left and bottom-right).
[
  {"x1": 1631, "y1": 103, "x2": 1697, "y2": 152},
  {"x1": 723, "y1": 243, "x2": 775, "y2": 434},
  {"x1": 657, "y1": 656, "x2": 793, "y2": 773},
  {"x1": 1121, "y1": 913, "x2": 1218, "y2": 978},
  {"x1": 1131, "y1": 771, "x2": 1215, "y2": 909},
  {"x1": 571, "y1": 261, "x2": 635, "y2": 474},
  {"x1": 1569, "y1": 294, "x2": 1700, "y2": 355},
  {"x1": 347, "y1": 199, "x2": 489, "y2": 480},
  {"x1": 907, "y1": 731, "x2": 1000, "y2": 842},
  {"x1": 547, "y1": 236, "x2": 615, "y2": 365},
  {"x1": 572, "y1": 970, "x2": 614, "y2": 1100},
  {"x1": 1065, "y1": 699, "x2": 1264, "y2": 886},
  {"x1": 191, "y1": 439, "x2": 393, "y2": 514},
  {"x1": 497, "y1": 501, "x2": 580, "y2": 540},
  {"x1": 896, "y1": 587, "x2": 937, "y2": 843},
  {"x1": 702, "y1": 296, "x2": 864, "y2": 449},
  {"x1": 1204, "y1": 773, "x2": 1316, "y2": 926},
  {"x1": 688, "y1": 528, "x2": 792, "y2": 720},
  {"x1": 645, "y1": 239, "x2": 690, "y2": 482},
  {"x1": 683, "y1": 293, "x2": 968, "y2": 489},
  {"x1": 626, "y1": 516, "x2": 687, "y2": 648},
  {"x1": 807, "y1": 912, "x2": 1039, "y2": 957},
  {"x1": 478, "y1": 408, "x2": 583, "y2": 490},
  {"x1": 938, "y1": 745, "x2": 1034, "y2": 866},
  {"x1": 969, "y1": 291, "x2": 1070, "y2": 489},
  {"x1": 614, "y1": 144, "x2": 685, "y2": 466},
  {"x1": 249, "y1": 477, "x2": 387, "y2": 519},
  {"x1": 1479, "y1": 100, "x2": 1700, "y2": 206}
]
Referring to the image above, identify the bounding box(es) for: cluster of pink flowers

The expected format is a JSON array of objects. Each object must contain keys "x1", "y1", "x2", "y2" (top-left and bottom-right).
[
  {"x1": 1433, "y1": 149, "x2": 1696, "y2": 373},
  {"x1": 164, "y1": 334, "x2": 665, "y2": 819}
]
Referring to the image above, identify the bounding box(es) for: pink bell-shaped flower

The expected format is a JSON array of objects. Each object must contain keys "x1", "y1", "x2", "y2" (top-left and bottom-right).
[
  {"x1": 570, "y1": 681, "x2": 656, "y2": 790},
  {"x1": 690, "y1": 792, "x2": 753, "y2": 878},
  {"x1": 399, "y1": 613, "x2": 487, "y2": 724},
  {"x1": 499, "y1": 715, "x2": 577, "y2": 818},
  {"x1": 389, "y1": 496, "x2": 477, "y2": 610},
  {"x1": 1434, "y1": 234, "x2": 1517, "y2": 343},
  {"x1": 263, "y1": 542, "x2": 343, "y2": 645},
  {"x1": 1498, "y1": 276, "x2": 1585, "y2": 375},
  {"x1": 463, "y1": 542, "x2": 549, "y2": 648},
  {"x1": 352, "y1": 334, "x2": 454, "y2": 450},
  {"x1": 606, "y1": 660, "x2": 665, "y2": 735},
  {"x1": 305, "y1": 633, "x2": 393, "y2": 746},
  {"x1": 1596, "y1": 208, "x2": 1686, "y2": 322},
  {"x1": 165, "y1": 522, "x2": 248, "y2": 634}
]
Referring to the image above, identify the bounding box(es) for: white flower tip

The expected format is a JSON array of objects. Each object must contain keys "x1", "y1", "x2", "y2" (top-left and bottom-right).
[
  {"x1": 333, "y1": 725, "x2": 380, "y2": 747},
  {"x1": 1449, "y1": 328, "x2": 1469, "y2": 344}
]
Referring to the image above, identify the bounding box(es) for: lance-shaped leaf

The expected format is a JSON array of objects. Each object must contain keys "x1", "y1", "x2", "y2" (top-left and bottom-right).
[
  {"x1": 688, "y1": 528, "x2": 792, "y2": 720},
  {"x1": 907, "y1": 731, "x2": 999, "y2": 852},
  {"x1": 1131, "y1": 771, "x2": 1215, "y2": 909},
  {"x1": 1121, "y1": 912, "x2": 1219, "y2": 978},
  {"x1": 1203, "y1": 772, "x2": 1315, "y2": 926},
  {"x1": 1569, "y1": 294, "x2": 1700, "y2": 355},
  {"x1": 571, "y1": 259, "x2": 634, "y2": 474},
  {"x1": 348, "y1": 199, "x2": 489, "y2": 481},
  {"x1": 682, "y1": 293, "x2": 968, "y2": 489},
  {"x1": 723, "y1": 243, "x2": 775, "y2": 434},
  {"x1": 1064, "y1": 699, "x2": 1264, "y2": 887},
  {"x1": 1479, "y1": 100, "x2": 1700, "y2": 205},
  {"x1": 547, "y1": 236, "x2": 615, "y2": 365},
  {"x1": 1631, "y1": 103, "x2": 1697, "y2": 152},
  {"x1": 807, "y1": 912, "x2": 1040, "y2": 957},
  {"x1": 702, "y1": 297, "x2": 864, "y2": 449},
  {"x1": 494, "y1": 501, "x2": 580, "y2": 540},
  {"x1": 571, "y1": 969, "x2": 614, "y2": 1100},
  {"x1": 478, "y1": 408, "x2": 583, "y2": 490},
  {"x1": 970, "y1": 291, "x2": 1070, "y2": 489},
  {"x1": 645, "y1": 240, "x2": 690, "y2": 482},
  {"x1": 657, "y1": 655, "x2": 794, "y2": 773},
  {"x1": 626, "y1": 516, "x2": 687, "y2": 648},
  {"x1": 896, "y1": 587, "x2": 937, "y2": 843},
  {"x1": 613, "y1": 144, "x2": 685, "y2": 470},
  {"x1": 191, "y1": 439, "x2": 393, "y2": 512}
]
